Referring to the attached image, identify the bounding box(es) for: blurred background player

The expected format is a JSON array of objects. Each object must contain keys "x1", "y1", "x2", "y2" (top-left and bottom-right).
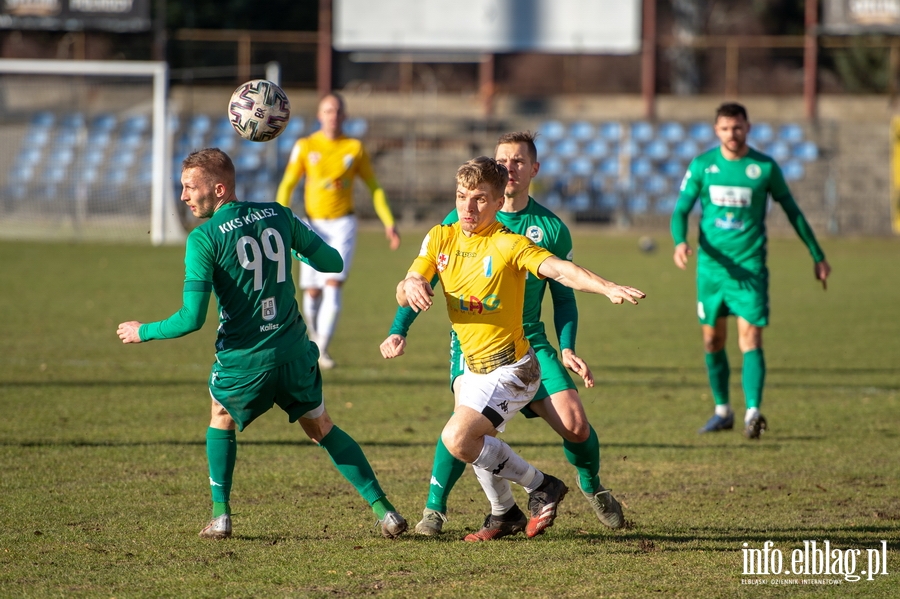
[
  {"x1": 117, "y1": 148, "x2": 406, "y2": 540},
  {"x1": 671, "y1": 103, "x2": 830, "y2": 439},
  {"x1": 396, "y1": 156, "x2": 644, "y2": 540},
  {"x1": 381, "y1": 132, "x2": 626, "y2": 536},
  {"x1": 277, "y1": 92, "x2": 401, "y2": 369}
]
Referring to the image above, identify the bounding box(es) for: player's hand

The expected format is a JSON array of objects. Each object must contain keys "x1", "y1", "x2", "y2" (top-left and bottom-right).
[
  {"x1": 561, "y1": 348, "x2": 594, "y2": 388},
  {"x1": 386, "y1": 226, "x2": 401, "y2": 251},
  {"x1": 605, "y1": 284, "x2": 646, "y2": 305},
  {"x1": 380, "y1": 334, "x2": 407, "y2": 359},
  {"x1": 117, "y1": 321, "x2": 143, "y2": 344},
  {"x1": 815, "y1": 259, "x2": 831, "y2": 291},
  {"x1": 673, "y1": 242, "x2": 693, "y2": 270},
  {"x1": 401, "y1": 275, "x2": 434, "y2": 312}
]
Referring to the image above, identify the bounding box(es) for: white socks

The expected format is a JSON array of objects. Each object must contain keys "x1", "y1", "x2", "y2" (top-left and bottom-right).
[
  {"x1": 745, "y1": 407, "x2": 760, "y2": 424},
  {"x1": 715, "y1": 404, "x2": 733, "y2": 418},
  {"x1": 302, "y1": 292, "x2": 321, "y2": 340},
  {"x1": 473, "y1": 465, "x2": 516, "y2": 516},
  {"x1": 316, "y1": 285, "x2": 342, "y2": 352},
  {"x1": 472, "y1": 435, "x2": 543, "y2": 493}
]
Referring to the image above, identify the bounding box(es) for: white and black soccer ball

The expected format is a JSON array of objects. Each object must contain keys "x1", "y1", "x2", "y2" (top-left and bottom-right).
[
  {"x1": 228, "y1": 79, "x2": 291, "y2": 142},
  {"x1": 638, "y1": 236, "x2": 657, "y2": 253}
]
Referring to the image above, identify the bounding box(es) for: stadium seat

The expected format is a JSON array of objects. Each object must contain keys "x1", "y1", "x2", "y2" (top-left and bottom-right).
[
  {"x1": 31, "y1": 111, "x2": 55, "y2": 128},
  {"x1": 655, "y1": 197, "x2": 677, "y2": 214},
  {"x1": 779, "y1": 123, "x2": 804, "y2": 144},
  {"x1": 660, "y1": 159, "x2": 685, "y2": 178},
  {"x1": 621, "y1": 139, "x2": 640, "y2": 157},
  {"x1": 658, "y1": 122, "x2": 685, "y2": 143},
  {"x1": 630, "y1": 157, "x2": 653, "y2": 178},
  {"x1": 533, "y1": 137, "x2": 550, "y2": 158},
  {"x1": 284, "y1": 116, "x2": 304, "y2": 138},
  {"x1": 189, "y1": 114, "x2": 211, "y2": 136},
  {"x1": 689, "y1": 121, "x2": 714, "y2": 143},
  {"x1": 60, "y1": 113, "x2": 86, "y2": 130},
  {"x1": 343, "y1": 118, "x2": 367, "y2": 138},
  {"x1": 749, "y1": 122, "x2": 774, "y2": 144},
  {"x1": 643, "y1": 139, "x2": 669, "y2": 161},
  {"x1": 584, "y1": 139, "x2": 609, "y2": 159},
  {"x1": 627, "y1": 194, "x2": 649, "y2": 214},
  {"x1": 542, "y1": 190, "x2": 563, "y2": 209},
  {"x1": 674, "y1": 140, "x2": 699, "y2": 161},
  {"x1": 598, "y1": 157, "x2": 620, "y2": 177},
  {"x1": 631, "y1": 121, "x2": 654, "y2": 143},
  {"x1": 793, "y1": 140, "x2": 819, "y2": 162},
  {"x1": 568, "y1": 156, "x2": 593, "y2": 177},
  {"x1": 782, "y1": 160, "x2": 805, "y2": 181},
  {"x1": 554, "y1": 138, "x2": 579, "y2": 158},
  {"x1": 92, "y1": 113, "x2": 117, "y2": 132},
  {"x1": 538, "y1": 120, "x2": 566, "y2": 142},
  {"x1": 122, "y1": 115, "x2": 149, "y2": 134},
  {"x1": 569, "y1": 121, "x2": 594, "y2": 141},
  {"x1": 768, "y1": 140, "x2": 790, "y2": 162},
  {"x1": 235, "y1": 152, "x2": 261, "y2": 170},
  {"x1": 564, "y1": 192, "x2": 592, "y2": 212},
  {"x1": 642, "y1": 174, "x2": 669, "y2": 195},
  {"x1": 597, "y1": 192, "x2": 619, "y2": 211},
  {"x1": 49, "y1": 146, "x2": 75, "y2": 166},
  {"x1": 598, "y1": 122, "x2": 622, "y2": 142},
  {"x1": 540, "y1": 156, "x2": 564, "y2": 177},
  {"x1": 84, "y1": 147, "x2": 105, "y2": 166},
  {"x1": 210, "y1": 133, "x2": 236, "y2": 152},
  {"x1": 111, "y1": 151, "x2": 136, "y2": 168},
  {"x1": 17, "y1": 147, "x2": 42, "y2": 166}
]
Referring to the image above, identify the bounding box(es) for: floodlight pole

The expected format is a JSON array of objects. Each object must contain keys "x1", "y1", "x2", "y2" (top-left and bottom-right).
[{"x1": 804, "y1": 0, "x2": 818, "y2": 120}]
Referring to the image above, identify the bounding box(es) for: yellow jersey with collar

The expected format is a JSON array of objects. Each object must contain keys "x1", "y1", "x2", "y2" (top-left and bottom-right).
[
  {"x1": 409, "y1": 220, "x2": 554, "y2": 373},
  {"x1": 278, "y1": 131, "x2": 380, "y2": 220}
]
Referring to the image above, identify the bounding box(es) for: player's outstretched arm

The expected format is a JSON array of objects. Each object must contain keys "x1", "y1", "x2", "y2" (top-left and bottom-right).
[
  {"x1": 397, "y1": 272, "x2": 434, "y2": 312},
  {"x1": 117, "y1": 321, "x2": 143, "y2": 344},
  {"x1": 537, "y1": 256, "x2": 645, "y2": 305},
  {"x1": 673, "y1": 242, "x2": 693, "y2": 270},
  {"x1": 561, "y1": 348, "x2": 594, "y2": 388},
  {"x1": 380, "y1": 334, "x2": 407, "y2": 359}
]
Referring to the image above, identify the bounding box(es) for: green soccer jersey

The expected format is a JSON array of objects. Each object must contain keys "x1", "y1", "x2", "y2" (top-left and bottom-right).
[
  {"x1": 391, "y1": 197, "x2": 578, "y2": 351},
  {"x1": 671, "y1": 147, "x2": 825, "y2": 275},
  {"x1": 140, "y1": 201, "x2": 337, "y2": 374}
]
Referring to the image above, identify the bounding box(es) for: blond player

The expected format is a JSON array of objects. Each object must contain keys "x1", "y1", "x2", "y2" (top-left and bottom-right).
[
  {"x1": 277, "y1": 92, "x2": 401, "y2": 369},
  {"x1": 397, "y1": 156, "x2": 645, "y2": 540}
]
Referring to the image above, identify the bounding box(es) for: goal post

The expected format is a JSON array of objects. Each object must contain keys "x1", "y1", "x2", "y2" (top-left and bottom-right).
[{"x1": 0, "y1": 59, "x2": 183, "y2": 245}]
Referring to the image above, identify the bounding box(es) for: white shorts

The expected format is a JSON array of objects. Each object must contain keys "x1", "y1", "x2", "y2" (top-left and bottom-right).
[
  {"x1": 457, "y1": 348, "x2": 541, "y2": 432},
  {"x1": 300, "y1": 214, "x2": 358, "y2": 288}
]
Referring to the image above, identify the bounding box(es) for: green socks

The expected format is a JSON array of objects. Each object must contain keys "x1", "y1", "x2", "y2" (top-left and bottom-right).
[
  {"x1": 705, "y1": 349, "x2": 731, "y2": 406},
  {"x1": 318, "y1": 425, "x2": 386, "y2": 509},
  {"x1": 563, "y1": 424, "x2": 601, "y2": 494},
  {"x1": 742, "y1": 348, "x2": 766, "y2": 409},
  {"x1": 424, "y1": 436, "x2": 467, "y2": 513},
  {"x1": 206, "y1": 427, "x2": 236, "y2": 517}
]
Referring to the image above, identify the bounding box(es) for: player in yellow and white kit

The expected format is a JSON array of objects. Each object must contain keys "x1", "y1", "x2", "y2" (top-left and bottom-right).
[
  {"x1": 278, "y1": 93, "x2": 401, "y2": 369},
  {"x1": 397, "y1": 157, "x2": 645, "y2": 540}
]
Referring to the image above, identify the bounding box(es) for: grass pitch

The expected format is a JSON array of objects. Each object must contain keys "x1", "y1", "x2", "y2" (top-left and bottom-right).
[{"x1": 1, "y1": 230, "x2": 898, "y2": 598}]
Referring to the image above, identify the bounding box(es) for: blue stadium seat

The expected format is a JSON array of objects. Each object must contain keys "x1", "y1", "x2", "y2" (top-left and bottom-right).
[
  {"x1": 111, "y1": 151, "x2": 136, "y2": 168},
  {"x1": 749, "y1": 122, "x2": 774, "y2": 144},
  {"x1": 87, "y1": 130, "x2": 112, "y2": 149},
  {"x1": 554, "y1": 138, "x2": 579, "y2": 158},
  {"x1": 674, "y1": 140, "x2": 699, "y2": 161},
  {"x1": 284, "y1": 116, "x2": 304, "y2": 138},
  {"x1": 660, "y1": 160, "x2": 685, "y2": 178},
  {"x1": 210, "y1": 133, "x2": 236, "y2": 152},
  {"x1": 538, "y1": 120, "x2": 567, "y2": 142},
  {"x1": 630, "y1": 157, "x2": 653, "y2": 178},
  {"x1": 779, "y1": 123, "x2": 804, "y2": 144},
  {"x1": 60, "y1": 113, "x2": 86, "y2": 130},
  {"x1": 122, "y1": 115, "x2": 149, "y2": 134},
  {"x1": 597, "y1": 192, "x2": 619, "y2": 211},
  {"x1": 92, "y1": 113, "x2": 117, "y2": 132},
  {"x1": 655, "y1": 197, "x2": 678, "y2": 214},
  {"x1": 31, "y1": 111, "x2": 55, "y2": 128},
  {"x1": 214, "y1": 117, "x2": 234, "y2": 135},
  {"x1": 627, "y1": 194, "x2": 649, "y2": 214},
  {"x1": 782, "y1": 160, "x2": 805, "y2": 181},
  {"x1": 793, "y1": 140, "x2": 819, "y2": 162},
  {"x1": 642, "y1": 174, "x2": 669, "y2": 195},
  {"x1": 568, "y1": 156, "x2": 593, "y2": 177},
  {"x1": 119, "y1": 130, "x2": 144, "y2": 149},
  {"x1": 49, "y1": 146, "x2": 75, "y2": 166},
  {"x1": 768, "y1": 140, "x2": 790, "y2": 162},
  {"x1": 46, "y1": 164, "x2": 68, "y2": 184},
  {"x1": 599, "y1": 157, "x2": 619, "y2": 177},
  {"x1": 542, "y1": 191, "x2": 563, "y2": 209},
  {"x1": 534, "y1": 137, "x2": 550, "y2": 158},
  {"x1": 658, "y1": 122, "x2": 685, "y2": 143},
  {"x1": 569, "y1": 121, "x2": 594, "y2": 142},
  {"x1": 622, "y1": 139, "x2": 640, "y2": 157},
  {"x1": 565, "y1": 192, "x2": 592, "y2": 212},
  {"x1": 643, "y1": 139, "x2": 669, "y2": 161},
  {"x1": 189, "y1": 114, "x2": 211, "y2": 136},
  {"x1": 631, "y1": 121, "x2": 654, "y2": 143},
  {"x1": 584, "y1": 139, "x2": 608, "y2": 159},
  {"x1": 235, "y1": 152, "x2": 262, "y2": 171},
  {"x1": 689, "y1": 122, "x2": 714, "y2": 143},
  {"x1": 84, "y1": 147, "x2": 105, "y2": 166},
  {"x1": 598, "y1": 122, "x2": 622, "y2": 142},
  {"x1": 18, "y1": 147, "x2": 42, "y2": 166},
  {"x1": 344, "y1": 118, "x2": 368, "y2": 138},
  {"x1": 540, "y1": 156, "x2": 564, "y2": 177}
]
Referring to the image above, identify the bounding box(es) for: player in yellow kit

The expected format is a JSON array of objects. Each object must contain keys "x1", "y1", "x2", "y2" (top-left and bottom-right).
[
  {"x1": 397, "y1": 156, "x2": 645, "y2": 540},
  {"x1": 277, "y1": 93, "x2": 401, "y2": 369}
]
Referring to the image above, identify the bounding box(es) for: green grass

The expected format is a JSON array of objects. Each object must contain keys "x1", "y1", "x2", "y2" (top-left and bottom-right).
[{"x1": 1, "y1": 230, "x2": 898, "y2": 598}]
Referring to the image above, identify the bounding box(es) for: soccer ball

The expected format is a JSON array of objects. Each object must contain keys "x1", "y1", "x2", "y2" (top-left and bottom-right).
[
  {"x1": 228, "y1": 79, "x2": 291, "y2": 142},
  {"x1": 638, "y1": 236, "x2": 657, "y2": 253}
]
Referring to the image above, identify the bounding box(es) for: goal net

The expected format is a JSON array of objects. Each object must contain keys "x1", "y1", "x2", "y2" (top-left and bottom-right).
[{"x1": 0, "y1": 59, "x2": 182, "y2": 245}]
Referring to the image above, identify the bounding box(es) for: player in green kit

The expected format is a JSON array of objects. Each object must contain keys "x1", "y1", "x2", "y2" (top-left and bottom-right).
[
  {"x1": 381, "y1": 132, "x2": 625, "y2": 538},
  {"x1": 117, "y1": 148, "x2": 406, "y2": 539},
  {"x1": 671, "y1": 103, "x2": 831, "y2": 439}
]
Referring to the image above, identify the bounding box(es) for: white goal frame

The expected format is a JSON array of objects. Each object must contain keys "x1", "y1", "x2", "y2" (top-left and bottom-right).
[{"x1": 0, "y1": 59, "x2": 182, "y2": 245}]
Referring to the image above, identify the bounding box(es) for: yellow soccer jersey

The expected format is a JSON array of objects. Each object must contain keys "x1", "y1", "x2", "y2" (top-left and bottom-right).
[
  {"x1": 277, "y1": 131, "x2": 394, "y2": 225},
  {"x1": 409, "y1": 220, "x2": 554, "y2": 373}
]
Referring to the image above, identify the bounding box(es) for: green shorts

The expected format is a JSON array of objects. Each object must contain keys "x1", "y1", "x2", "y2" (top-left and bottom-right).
[
  {"x1": 696, "y1": 267, "x2": 769, "y2": 327},
  {"x1": 208, "y1": 342, "x2": 323, "y2": 432},
  {"x1": 449, "y1": 330, "x2": 576, "y2": 418}
]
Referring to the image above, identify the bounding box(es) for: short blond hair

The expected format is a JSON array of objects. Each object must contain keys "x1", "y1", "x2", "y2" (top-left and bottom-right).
[
  {"x1": 182, "y1": 148, "x2": 236, "y2": 189},
  {"x1": 456, "y1": 156, "x2": 509, "y2": 197}
]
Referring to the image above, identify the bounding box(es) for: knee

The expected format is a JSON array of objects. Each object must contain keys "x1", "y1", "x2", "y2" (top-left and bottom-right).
[
  {"x1": 440, "y1": 425, "x2": 470, "y2": 462},
  {"x1": 564, "y1": 422, "x2": 591, "y2": 444},
  {"x1": 703, "y1": 337, "x2": 725, "y2": 353}
]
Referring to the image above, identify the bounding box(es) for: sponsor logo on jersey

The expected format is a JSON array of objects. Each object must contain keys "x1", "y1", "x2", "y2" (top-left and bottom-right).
[
  {"x1": 455, "y1": 250, "x2": 477, "y2": 258},
  {"x1": 715, "y1": 212, "x2": 745, "y2": 231},
  {"x1": 418, "y1": 233, "x2": 430, "y2": 257},
  {"x1": 745, "y1": 164, "x2": 762, "y2": 179},
  {"x1": 526, "y1": 225, "x2": 544, "y2": 244},
  {"x1": 454, "y1": 293, "x2": 500, "y2": 313},
  {"x1": 705, "y1": 164, "x2": 720, "y2": 174},
  {"x1": 437, "y1": 253, "x2": 449, "y2": 272},
  {"x1": 259, "y1": 323, "x2": 280, "y2": 332},
  {"x1": 709, "y1": 185, "x2": 752, "y2": 207},
  {"x1": 261, "y1": 297, "x2": 277, "y2": 322},
  {"x1": 498, "y1": 400, "x2": 509, "y2": 413},
  {"x1": 217, "y1": 208, "x2": 278, "y2": 234},
  {"x1": 309, "y1": 151, "x2": 321, "y2": 165},
  {"x1": 483, "y1": 256, "x2": 493, "y2": 277}
]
